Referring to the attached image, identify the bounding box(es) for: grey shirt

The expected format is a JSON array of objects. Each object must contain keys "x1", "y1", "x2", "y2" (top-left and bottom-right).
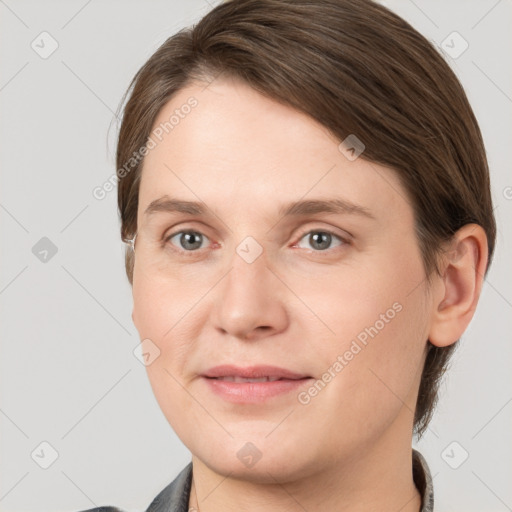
[{"x1": 81, "y1": 449, "x2": 434, "y2": 512}]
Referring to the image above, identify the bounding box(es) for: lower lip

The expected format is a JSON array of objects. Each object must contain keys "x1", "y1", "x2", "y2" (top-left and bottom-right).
[{"x1": 202, "y1": 377, "x2": 312, "y2": 403}]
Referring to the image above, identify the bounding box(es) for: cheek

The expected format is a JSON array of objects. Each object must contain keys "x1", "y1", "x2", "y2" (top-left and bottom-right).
[
  {"x1": 308, "y1": 247, "x2": 429, "y2": 411},
  {"x1": 297, "y1": 298, "x2": 428, "y2": 459},
  {"x1": 131, "y1": 260, "x2": 195, "y2": 337},
  {"x1": 132, "y1": 278, "x2": 167, "y2": 339},
  {"x1": 131, "y1": 267, "x2": 204, "y2": 406},
  {"x1": 293, "y1": 247, "x2": 426, "y2": 351},
  {"x1": 332, "y1": 293, "x2": 427, "y2": 429}
]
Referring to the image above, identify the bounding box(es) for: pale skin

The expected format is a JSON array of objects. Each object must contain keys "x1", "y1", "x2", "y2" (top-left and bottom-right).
[{"x1": 130, "y1": 75, "x2": 488, "y2": 512}]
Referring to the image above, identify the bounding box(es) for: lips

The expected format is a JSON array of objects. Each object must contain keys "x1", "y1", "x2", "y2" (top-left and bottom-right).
[
  {"x1": 202, "y1": 364, "x2": 309, "y2": 381},
  {"x1": 201, "y1": 364, "x2": 312, "y2": 403},
  {"x1": 214, "y1": 376, "x2": 282, "y2": 382}
]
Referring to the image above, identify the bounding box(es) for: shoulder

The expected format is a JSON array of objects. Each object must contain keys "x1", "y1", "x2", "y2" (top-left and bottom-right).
[
  {"x1": 77, "y1": 508, "x2": 125, "y2": 512},
  {"x1": 72, "y1": 463, "x2": 193, "y2": 512},
  {"x1": 145, "y1": 462, "x2": 193, "y2": 512}
]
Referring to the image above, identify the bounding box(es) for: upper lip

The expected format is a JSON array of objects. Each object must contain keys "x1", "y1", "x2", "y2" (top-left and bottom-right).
[{"x1": 203, "y1": 365, "x2": 310, "y2": 380}]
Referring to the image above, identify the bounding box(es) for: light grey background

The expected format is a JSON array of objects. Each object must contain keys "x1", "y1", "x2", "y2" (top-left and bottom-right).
[{"x1": 0, "y1": 1, "x2": 510, "y2": 511}]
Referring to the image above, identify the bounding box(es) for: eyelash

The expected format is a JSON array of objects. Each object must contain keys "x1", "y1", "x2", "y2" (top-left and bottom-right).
[{"x1": 163, "y1": 227, "x2": 350, "y2": 258}]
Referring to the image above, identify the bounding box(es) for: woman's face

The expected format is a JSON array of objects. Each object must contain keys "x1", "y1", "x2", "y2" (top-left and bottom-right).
[{"x1": 131, "y1": 76, "x2": 433, "y2": 481}]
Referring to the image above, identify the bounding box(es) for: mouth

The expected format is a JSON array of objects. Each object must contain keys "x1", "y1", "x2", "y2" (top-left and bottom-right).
[
  {"x1": 207, "y1": 376, "x2": 295, "y2": 382},
  {"x1": 201, "y1": 365, "x2": 312, "y2": 403},
  {"x1": 202, "y1": 364, "x2": 310, "y2": 380}
]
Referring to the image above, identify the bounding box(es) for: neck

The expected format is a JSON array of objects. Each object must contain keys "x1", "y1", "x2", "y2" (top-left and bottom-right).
[{"x1": 187, "y1": 412, "x2": 422, "y2": 512}]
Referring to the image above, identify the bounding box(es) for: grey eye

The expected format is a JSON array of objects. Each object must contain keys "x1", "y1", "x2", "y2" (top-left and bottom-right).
[
  {"x1": 297, "y1": 230, "x2": 344, "y2": 251},
  {"x1": 167, "y1": 231, "x2": 208, "y2": 251}
]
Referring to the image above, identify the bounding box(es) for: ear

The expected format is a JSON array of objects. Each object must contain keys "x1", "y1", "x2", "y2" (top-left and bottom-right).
[{"x1": 428, "y1": 224, "x2": 489, "y2": 348}]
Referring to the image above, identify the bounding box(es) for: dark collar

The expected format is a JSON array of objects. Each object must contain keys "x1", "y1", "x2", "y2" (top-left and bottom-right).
[
  {"x1": 145, "y1": 450, "x2": 434, "y2": 512},
  {"x1": 145, "y1": 462, "x2": 192, "y2": 512},
  {"x1": 413, "y1": 449, "x2": 435, "y2": 512}
]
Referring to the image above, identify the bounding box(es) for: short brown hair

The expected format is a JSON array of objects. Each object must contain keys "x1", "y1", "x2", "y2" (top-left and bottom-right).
[{"x1": 116, "y1": 0, "x2": 496, "y2": 437}]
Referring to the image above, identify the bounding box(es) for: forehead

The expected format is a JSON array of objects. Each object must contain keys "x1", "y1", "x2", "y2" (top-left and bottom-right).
[{"x1": 137, "y1": 77, "x2": 412, "y2": 228}]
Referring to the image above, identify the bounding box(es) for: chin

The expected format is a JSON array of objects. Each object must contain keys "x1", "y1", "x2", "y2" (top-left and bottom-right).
[{"x1": 190, "y1": 433, "x2": 320, "y2": 484}]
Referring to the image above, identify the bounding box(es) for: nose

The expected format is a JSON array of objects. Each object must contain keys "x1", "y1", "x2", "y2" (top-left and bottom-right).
[{"x1": 211, "y1": 244, "x2": 289, "y2": 341}]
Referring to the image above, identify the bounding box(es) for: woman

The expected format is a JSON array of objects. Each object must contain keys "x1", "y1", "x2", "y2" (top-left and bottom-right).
[{"x1": 85, "y1": 0, "x2": 496, "y2": 510}]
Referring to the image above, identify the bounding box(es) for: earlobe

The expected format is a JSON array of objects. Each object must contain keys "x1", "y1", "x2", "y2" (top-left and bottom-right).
[{"x1": 428, "y1": 224, "x2": 488, "y2": 348}]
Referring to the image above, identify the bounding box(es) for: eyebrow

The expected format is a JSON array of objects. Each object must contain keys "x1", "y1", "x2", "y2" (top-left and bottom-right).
[{"x1": 143, "y1": 195, "x2": 375, "y2": 220}]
